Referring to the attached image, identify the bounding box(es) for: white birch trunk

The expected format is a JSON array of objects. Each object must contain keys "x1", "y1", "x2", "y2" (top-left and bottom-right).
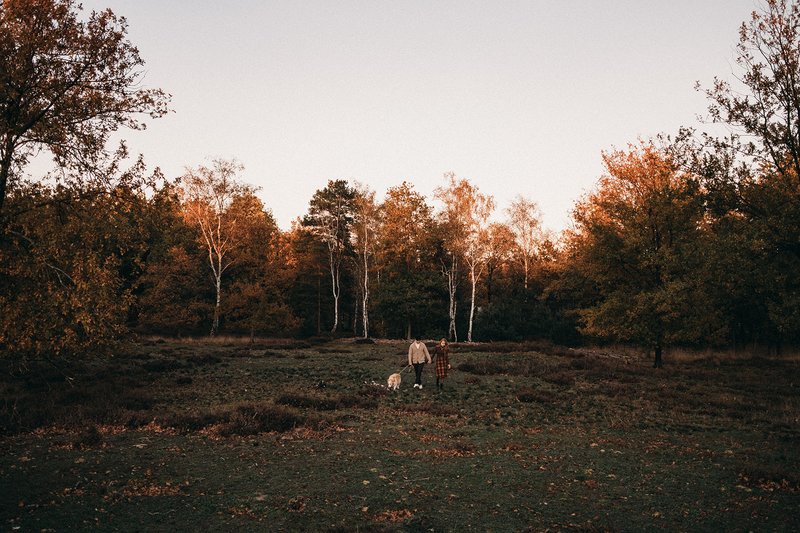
[
  {"x1": 329, "y1": 249, "x2": 339, "y2": 333},
  {"x1": 467, "y1": 265, "x2": 477, "y2": 342},
  {"x1": 362, "y1": 236, "x2": 370, "y2": 338},
  {"x1": 447, "y1": 255, "x2": 458, "y2": 342},
  {"x1": 212, "y1": 272, "x2": 221, "y2": 336},
  {"x1": 523, "y1": 256, "x2": 529, "y2": 291}
]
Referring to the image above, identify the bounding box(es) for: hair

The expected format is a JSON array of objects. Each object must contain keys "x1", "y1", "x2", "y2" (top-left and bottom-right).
[{"x1": 440, "y1": 338, "x2": 448, "y2": 344}]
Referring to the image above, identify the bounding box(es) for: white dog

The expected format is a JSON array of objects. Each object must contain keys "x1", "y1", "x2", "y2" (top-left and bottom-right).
[{"x1": 387, "y1": 373, "x2": 402, "y2": 390}]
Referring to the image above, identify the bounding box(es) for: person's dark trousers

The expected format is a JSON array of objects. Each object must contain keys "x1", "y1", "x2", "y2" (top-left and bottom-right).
[{"x1": 413, "y1": 363, "x2": 424, "y2": 386}]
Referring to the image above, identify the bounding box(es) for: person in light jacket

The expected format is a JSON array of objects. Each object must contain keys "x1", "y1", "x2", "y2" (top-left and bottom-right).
[{"x1": 408, "y1": 338, "x2": 432, "y2": 389}]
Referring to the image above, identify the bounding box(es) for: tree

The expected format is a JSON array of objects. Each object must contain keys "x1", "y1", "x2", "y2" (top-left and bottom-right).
[
  {"x1": 1, "y1": 166, "x2": 161, "y2": 358},
  {"x1": 700, "y1": 0, "x2": 800, "y2": 183},
  {"x1": 570, "y1": 142, "x2": 707, "y2": 367},
  {"x1": 179, "y1": 159, "x2": 254, "y2": 336},
  {"x1": 433, "y1": 173, "x2": 468, "y2": 341},
  {"x1": 352, "y1": 183, "x2": 378, "y2": 338},
  {"x1": 133, "y1": 183, "x2": 212, "y2": 336},
  {"x1": 286, "y1": 221, "x2": 330, "y2": 337},
  {"x1": 459, "y1": 181, "x2": 494, "y2": 342},
  {"x1": 693, "y1": 0, "x2": 800, "y2": 347},
  {"x1": 303, "y1": 180, "x2": 356, "y2": 333},
  {"x1": 0, "y1": 0, "x2": 169, "y2": 223},
  {"x1": 136, "y1": 244, "x2": 212, "y2": 335},
  {"x1": 507, "y1": 195, "x2": 545, "y2": 291},
  {"x1": 222, "y1": 193, "x2": 299, "y2": 338},
  {"x1": 374, "y1": 182, "x2": 441, "y2": 339},
  {"x1": 484, "y1": 222, "x2": 516, "y2": 307},
  {"x1": 434, "y1": 174, "x2": 495, "y2": 342}
]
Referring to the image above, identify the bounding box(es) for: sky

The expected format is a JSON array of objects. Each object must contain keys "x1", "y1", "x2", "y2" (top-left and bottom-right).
[{"x1": 64, "y1": 0, "x2": 758, "y2": 234}]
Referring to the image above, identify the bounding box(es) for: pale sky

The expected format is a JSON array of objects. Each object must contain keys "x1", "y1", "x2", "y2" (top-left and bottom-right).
[{"x1": 67, "y1": 0, "x2": 756, "y2": 233}]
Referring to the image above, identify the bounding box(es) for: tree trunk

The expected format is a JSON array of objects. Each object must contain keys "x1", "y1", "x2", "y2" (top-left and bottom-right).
[
  {"x1": 329, "y1": 254, "x2": 339, "y2": 333},
  {"x1": 211, "y1": 274, "x2": 221, "y2": 336},
  {"x1": 653, "y1": 345, "x2": 663, "y2": 368},
  {"x1": 406, "y1": 319, "x2": 412, "y2": 340},
  {"x1": 447, "y1": 261, "x2": 458, "y2": 342},
  {"x1": 523, "y1": 257, "x2": 529, "y2": 291},
  {"x1": 0, "y1": 151, "x2": 10, "y2": 226},
  {"x1": 316, "y1": 273, "x2": 321, "y2": 335},
  {"x1": 353, "y1": 296, "x2": 360, "y2": 335},
  {"x1": 468, "y1": 267, "x2": 477, "y2": 342},
  {"x1": 486, "y1": 265, "x2": 494, "y2": 305},
  {"x1": 208, "y1": 246, "x2": 222, "y2": 337},
  {"x1": 362, "y1": 253, "x2": 369, "y2": 338}
]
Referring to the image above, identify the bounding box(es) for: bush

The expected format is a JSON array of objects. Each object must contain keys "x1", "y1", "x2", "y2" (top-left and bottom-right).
[
  {"x1": 516, "y1": 388, "x2": 558, "y2": 404},
  {"x1": 218, "y1": 403, "x2": 305, "y2": 436},
  {"x1": 163, "y1": 402, "x2": 308, "y2": 436},
  {"x1": 73, "y1": 425, "x2": 103, "y2": 449},
  {"x1": 457, "y1": 359, "x2": 507, "y2": 375},
  {"x1": 541, "y1": 370, "x2": 576, "y2": 387},
  {"x1": 457, "y1": 355, "x2": 549, "y2": 377}
]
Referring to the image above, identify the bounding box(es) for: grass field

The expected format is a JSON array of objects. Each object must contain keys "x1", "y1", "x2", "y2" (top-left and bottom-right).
[{"x1": 1, "y1": 338, "x2": 799, "y2": 532}]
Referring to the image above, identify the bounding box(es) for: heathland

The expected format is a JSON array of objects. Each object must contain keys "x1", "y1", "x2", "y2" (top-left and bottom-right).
[{"x1": 2, "y1": 338, "x2": 798, "y2": 532}]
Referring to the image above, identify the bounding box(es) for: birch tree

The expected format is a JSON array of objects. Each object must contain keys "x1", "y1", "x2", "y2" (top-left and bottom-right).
[
  {"x1": 464, "y1": 196, "x2": 494, "y2": 342},
  {"x1": 435, "y1": 174, "x2": 494, "y2": 342},
  {"x1": 303, "y1": 180, "x2": 356, "y2": 333},
  {"x1": 434, "y1": 173, "x2": 467, "y2": 341},
  {"x1": 180, "y1": 159, "x2": 253, "y2": 336},
  {"x1": 485, "y1": 222, "x2": 516, "y2": 306},
  {"x1": 507, "y1": 195, "x2": 544, "y2": 291},
  {"x1": 352, "y1": 183, "x2": 377, "y2": 338}
]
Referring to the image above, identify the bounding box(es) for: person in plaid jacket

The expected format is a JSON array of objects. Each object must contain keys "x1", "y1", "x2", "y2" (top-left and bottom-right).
[{"x1": 432, "y1": 338, "x2": 451, "y2": 390}]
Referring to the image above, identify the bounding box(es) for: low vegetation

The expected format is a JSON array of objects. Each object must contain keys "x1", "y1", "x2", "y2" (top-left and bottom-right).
[{"x1": 1, "y1": 339, "x2": 798, "y2": 531}]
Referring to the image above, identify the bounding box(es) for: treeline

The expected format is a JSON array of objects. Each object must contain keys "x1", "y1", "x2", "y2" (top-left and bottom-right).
[
  {"x1": 2, "y1": 0, "x2": 800, "y2": 365},
  {"x1": 2, "y1": 164, "x2": 575, "y2": 348}
]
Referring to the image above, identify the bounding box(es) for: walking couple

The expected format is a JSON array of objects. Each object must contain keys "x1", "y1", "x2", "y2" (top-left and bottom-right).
[{"x1": 407, "y1": 337, "x2": 451, "y2": 390}]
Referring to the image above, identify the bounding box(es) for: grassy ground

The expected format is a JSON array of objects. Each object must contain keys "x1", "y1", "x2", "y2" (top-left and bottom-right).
[{"x1": 1, "y1": 338, "x2": 799, "y2": 532}]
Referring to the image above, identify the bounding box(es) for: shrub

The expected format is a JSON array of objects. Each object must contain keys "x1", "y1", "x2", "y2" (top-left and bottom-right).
[
  {"x1": 457, "y1": 359, "x2": 507, "y2": 375},
  {"x1": 218, "y1": 403, "x2": 304, "y2": 436},
  {"x1": 541, "y1": 370, "x2": 577, "y2": 387},
  {"x1": 276, "y1": 393, "x2": 339, "y2": 411},
  {"x1": 516, "y1": 388, "x2": 558, "y2": 404},
  {"x1": 73, "y1": 425, "x2": 103, "y2": 449},
  {"x1": 163, "y1": 402, "x2": 308, "y2": 436},
  {"x1": 162, "y1": 410, "x2": 227, "y2": 432}
]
